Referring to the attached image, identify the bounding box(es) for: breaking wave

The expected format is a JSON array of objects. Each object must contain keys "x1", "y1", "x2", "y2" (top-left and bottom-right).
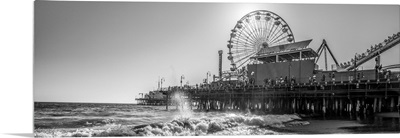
[{"x1": 34, "y1": 113, "x2": 309, "y2": 137}]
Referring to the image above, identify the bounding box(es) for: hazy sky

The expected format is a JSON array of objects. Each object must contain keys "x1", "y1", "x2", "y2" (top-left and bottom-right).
[{"x1": 34, "y1": 2, "x2": 399, "y2": 103}]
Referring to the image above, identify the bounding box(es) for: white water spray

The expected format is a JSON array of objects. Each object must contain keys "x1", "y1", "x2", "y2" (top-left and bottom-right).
[{"x1": 171, "y1": 91, "x2": 193, "y2": 118}]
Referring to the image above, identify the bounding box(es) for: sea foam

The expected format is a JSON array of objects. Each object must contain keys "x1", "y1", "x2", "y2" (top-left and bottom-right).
[{"x1": 35, "y1": 113, "x2": 307, "y2": 137}]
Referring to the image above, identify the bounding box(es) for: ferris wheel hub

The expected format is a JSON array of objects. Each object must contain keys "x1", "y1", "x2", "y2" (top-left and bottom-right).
[{"x1": 262, "y1": 42, "x2": 269, "y2": 48}]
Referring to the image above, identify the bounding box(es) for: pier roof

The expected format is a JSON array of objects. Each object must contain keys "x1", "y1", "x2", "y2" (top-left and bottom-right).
[
  {"x1": 252, "y1": 39, "x2": 318, "y2": 62},
  {"x1": 257, "y1": 39, "x2": 313, "y2": 55}
]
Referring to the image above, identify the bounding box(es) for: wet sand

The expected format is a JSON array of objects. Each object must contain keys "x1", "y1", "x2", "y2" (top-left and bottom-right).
[
  {"x1": 376, "y1": 112, "x2": 400, "y2": 118},
  {"x1": 281, "y1": 120, "x2": 365, "y2": 134},
  {"x1": 279, "y1": 112, "x2": 400, "y2": 134}
]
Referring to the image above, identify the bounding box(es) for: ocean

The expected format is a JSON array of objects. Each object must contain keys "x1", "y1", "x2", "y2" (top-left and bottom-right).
[{"x1": 34, "y1": 102, "x2": 400, "y2": 137}]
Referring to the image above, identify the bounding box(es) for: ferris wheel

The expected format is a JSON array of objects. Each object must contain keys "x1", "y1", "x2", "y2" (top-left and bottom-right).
[{"x1": 227, "y1": 10, "x2": 295, "y2": 71}]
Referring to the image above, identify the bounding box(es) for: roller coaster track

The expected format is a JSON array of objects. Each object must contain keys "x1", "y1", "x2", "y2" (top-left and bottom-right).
[
  {"x1": 345, "y1": 33, "x2": 400, "y2": 71},
  {"x1": 382, "y1": 64, "x2": 400, "y2": 70}
]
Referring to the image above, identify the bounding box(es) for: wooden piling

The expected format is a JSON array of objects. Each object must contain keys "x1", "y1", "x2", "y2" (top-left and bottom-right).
[
  {"x1": 339, "y1": 98, "x2": 343, "y2": 115},
  {"x1": 166, "y1": 92, "x2": 169, "y2": 111},
  {"x1": 323, "y1": 98, "x2": 326, "y2": 115},
  {"x1": 390, "y1": 97, "x2": 394, "y2": 112},
  {"x1": 378, "y1": 98, "x2": 382, "y2": 113},
  {"x1": 373, "y1": 98, "x2": 377, "y2": 113},
  {"x1": 335, "y1": 99, "x2": 338, "y2": 114}
]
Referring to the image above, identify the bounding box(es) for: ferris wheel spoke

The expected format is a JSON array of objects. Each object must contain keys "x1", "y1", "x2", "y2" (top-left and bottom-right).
[
  {"x1": 268, "y1": 26, "x2": 280, "y2": 44},
  {"x1": 253, "y1": 19, "x2": 263, "y2": 40},
  {"x1": 233, "y1": 40, "x2": 252, "y2": 48},
  {"x1": 270, "y1": 31, "x2": 286, "y2": 44},
  {"x1": 243, "y1": 20, "x2": 257, "y2": 39},
  {"x1": 234, "y1": 51, "x2": 257, "y2": 64},
  {"x1": 243, "y1": 23, "x2": 256, "y2": 40},
  {"x1": 235, "y1": 31, "x2": 257, "y2": 46},
  {"x1": 233, "y1": 42, "x2": 255, "y2": 50},
  {"x1": 236, "y1": 28, "x2": 251, "y2": 40},
  {"x1": 269, "y1": 28, "x2": 285, "y2": 44},
  {"x1": 232, "y1": 50, "x2": 256, "y2": 59},
  {"x1": 232, "y1": 44, "x2": 254, "y2": 50},
  {"x1": 239, "y1": 21, "x2": 255, "y2": 40},
  {"x1": 238, "y1": 26, "x2": 257, "y2": 43},
  {"x1": 259, "y1": 20, "x2": 266, "y2": 40},
  {"x1": 261, "y1": 20, "x2": 267, "y2": 40},
  {"x1": 270, "y1": 33, "x2": 289, "y2": 44},
  {"x1": 234, "y1": 25, "x2": 256, "y2": 45},
  {"x1": 273, "y1": 37, "x2": 289, "y2": 46},
  {"x1": 249, "y1": 20, "x2": 263, "y2": 40},
  {"x1": 233, "y1": 43, "x2": 254, "y2": 49},
  {"x1": 248, "y1": 22, "x2": 258, "y2": 40},
  {"x1": 270, "y1": 33, "x2": 287, "y2": 43},
  {"x1": 232, "y1": 47, "x2": 253, "y2": 51},
  {"x1": 232, "y1": 49, "x2": 255, "y2": 57},
  {"x1": 232, "y1": 49, "x2": 254, "y2": 55},
  {"x1": 234, "y1": 44, "x2": 254, "y2": 50},
  {"x1": 259, "y1": 19, "x2": 264, "y2": 37},
  {"x1": 234, "y1": 36, "x2": 256, "y2": 46},
  {"x1": 263, "y1": 19, "x2": 271, "y2": 41},
  {"x1": 270, "y1": 35, "x2": 288, "y2": 45},
  {"x1": 235, "y1": 57, "x2": 256, "y2": 69},
  {"x1": 266, "y1": 22, "x2": 277, "y2": 41},
  {"x1": 237, "y1": 57, "x2": 252, "y2": 69}
]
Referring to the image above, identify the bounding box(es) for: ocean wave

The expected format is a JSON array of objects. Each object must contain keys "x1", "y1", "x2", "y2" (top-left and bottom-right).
[
  {"x1": 34, "y1": 113, "x2": 308, "y2": 137},
  {"x1": 35, "y1": 118, "x2": 118, "y2": 129}
]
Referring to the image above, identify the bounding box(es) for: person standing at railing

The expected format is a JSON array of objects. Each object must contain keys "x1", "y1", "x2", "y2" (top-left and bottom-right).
[
  {"x1": 284, "y1": 76, "x2": 288, "y2": 84},
  {"x1": 397, "y1": 103, "x2": 400, "y2": 117},
  {"x1": 370, "y1": 45, "x2": 374, "y2": 52},
  {"x1": 264, "y1": 78, "x2": 268, "y2": 86},
  {"x1": 291, "y1": 76, "x2": 296, "y2": 84},
  {"x1": 312, "y1": 75, "x2": 316, "y2": 83}
]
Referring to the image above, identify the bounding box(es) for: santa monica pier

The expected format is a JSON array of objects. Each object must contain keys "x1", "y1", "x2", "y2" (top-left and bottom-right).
[{"x1": 136, "y1": 10, "x2": 400, "y2": 117}]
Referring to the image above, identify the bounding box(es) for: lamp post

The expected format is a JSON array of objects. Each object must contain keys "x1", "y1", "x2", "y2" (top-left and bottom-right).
[
  {"x1": 251, "y1": 71, "x2": 255, "y2": 85},
  {"x1": 160, "y1": 77, "x2": 165, "y2": 91},
  {"x1": 354, "y1": 53, "x2": 357, "y2": 81},
  {"x1": 206, "y1": 71, "x2": 211, "y2": 84},
  {"x1": 289, "y1": 61, "x2": 291, "y2": 84},
  {"x1": 180, "y1": 75, "x2": 185, "y2": 87},
  {"x1": 158, "y1": 76, "x2": 160, "y2": 90}
]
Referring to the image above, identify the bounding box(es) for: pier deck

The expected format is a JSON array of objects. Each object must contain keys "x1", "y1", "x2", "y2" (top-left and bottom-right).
[{"x1": 138, "y1": 78, "x2": 400, "y2": 116}]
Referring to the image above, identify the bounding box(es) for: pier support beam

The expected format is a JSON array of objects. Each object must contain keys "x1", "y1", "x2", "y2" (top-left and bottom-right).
[
  {"x1": 323, "y1": 98, "x2": 326, "y2": 116},
  {"x1": 339, "y1": 98, "x2": 343, "y2": 115},
  {"x1": 398, "y1": 96, "x2": 400, "y2": 112},
  {"x1": 335, "y1": 99, "x2": 338, "y2": 115},
  {"x1": 293, "y1": 98, "x2": 296, "y2": 113},
  {"x1": 378, "y1": 98, "x2": 382, "y2": 113},
  {"x1": 356, "y1": 99, "x2": 360, "y2": 115},
  {"x1": 373, "y1": 98, "x2": 377, "y2": 113},
  {"x1": 166, "y1": 93, "x2": 169, "y2": 111},
  {"x1": 390, "y1": 97, "x2": 394, "y2": 112}
]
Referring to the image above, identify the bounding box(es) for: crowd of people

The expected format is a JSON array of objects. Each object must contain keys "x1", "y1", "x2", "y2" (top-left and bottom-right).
[
  {"x1": 339, "y1": 32, "x2": 400, "y2": 69},
  {"x1": 262, "y1": 76, "x2": 297, "y2": 86}
]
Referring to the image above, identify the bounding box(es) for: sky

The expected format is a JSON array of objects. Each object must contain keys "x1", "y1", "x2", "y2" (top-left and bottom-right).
[{"x1": 34, "y1": 1, "x2": 399, "y2": 103}]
